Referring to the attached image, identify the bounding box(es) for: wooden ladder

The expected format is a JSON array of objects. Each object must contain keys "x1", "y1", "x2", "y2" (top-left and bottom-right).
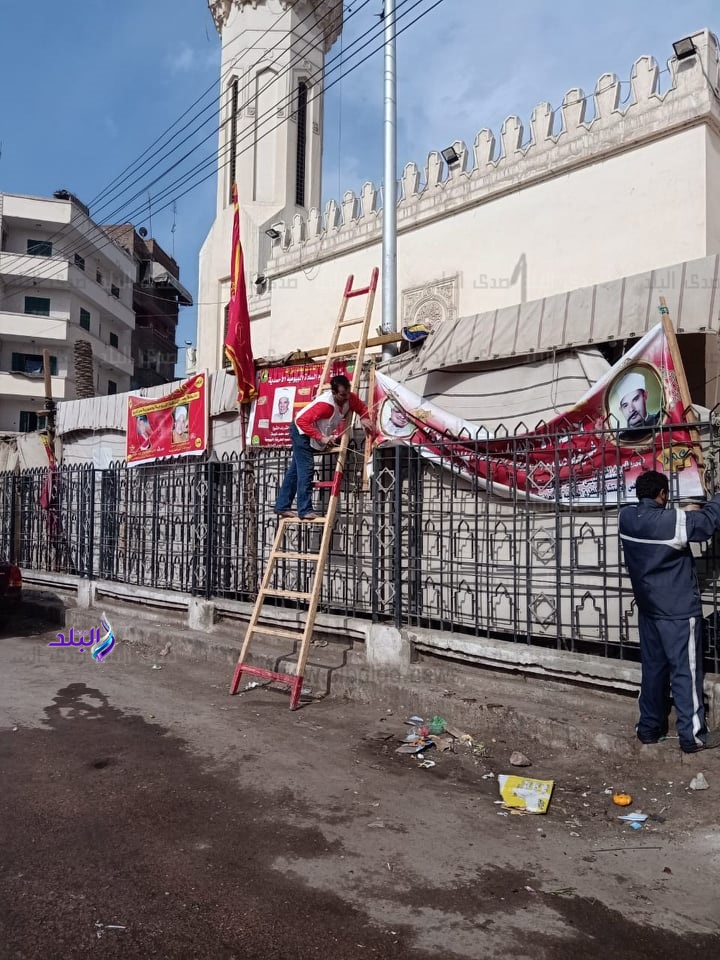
[{"x1": 229, "y1": 267, "x2": 379, "y2": 708}]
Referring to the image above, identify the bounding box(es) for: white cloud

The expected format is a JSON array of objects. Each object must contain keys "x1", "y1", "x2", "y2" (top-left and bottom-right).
[{"x1": 166, "y1": 42, "x2": 218, "y2": 75}]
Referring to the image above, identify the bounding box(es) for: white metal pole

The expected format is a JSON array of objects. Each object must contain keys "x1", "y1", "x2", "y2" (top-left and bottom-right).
[{"x1": 382, "y1": 0, "x2": 397, "y2": 359}]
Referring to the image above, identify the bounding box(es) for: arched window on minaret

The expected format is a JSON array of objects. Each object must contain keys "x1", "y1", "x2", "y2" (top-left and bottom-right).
[
  {"x1": 295, "y1": 79, "x2": 309, "y2": 208},
  {"x1": 227, "y1": 76, "x2": 239, "y2": 205},
  {"x1": 253, "y1": 67, "x2": 279, "y2": 203}
]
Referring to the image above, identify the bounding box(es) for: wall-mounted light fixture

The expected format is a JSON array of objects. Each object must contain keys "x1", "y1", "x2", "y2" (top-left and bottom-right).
[{"x1": 673, "y1": 37, "x2": 697, "y2": 61}]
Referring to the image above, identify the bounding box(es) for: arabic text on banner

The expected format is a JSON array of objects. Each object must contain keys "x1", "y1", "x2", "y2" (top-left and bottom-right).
[
  {"x1": 372, "y1": 323, "x2": 704, "y2": 504},
  {"x1": 248, "y1": 360, "x2": 353, "y2": 447},
  {"x1": 126, "y1": 373, "x2": 208, "y2": 466}
]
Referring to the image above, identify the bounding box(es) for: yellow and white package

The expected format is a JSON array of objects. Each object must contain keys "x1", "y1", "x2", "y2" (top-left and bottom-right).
[{"x1": 498, "y1": 774, "x2": 554, "y2": 814}]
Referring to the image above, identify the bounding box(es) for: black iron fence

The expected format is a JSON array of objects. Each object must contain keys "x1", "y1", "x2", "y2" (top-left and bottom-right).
[{"x1": 3, "y1": 421, "x2": 720, "y2": 672}]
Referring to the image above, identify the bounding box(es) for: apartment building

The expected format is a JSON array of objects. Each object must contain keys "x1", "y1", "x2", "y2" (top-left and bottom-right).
[
  {"x1": 0, "y1": 190, "x2": 136, "y2": 432},
  {"x1": 107, "y1": 224, "x2": 192, "y2": 389}
]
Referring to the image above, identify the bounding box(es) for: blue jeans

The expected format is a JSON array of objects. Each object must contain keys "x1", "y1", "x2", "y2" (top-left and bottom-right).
[{"x1": 275, "y1": 423, "x2": 316, "y2": 516}]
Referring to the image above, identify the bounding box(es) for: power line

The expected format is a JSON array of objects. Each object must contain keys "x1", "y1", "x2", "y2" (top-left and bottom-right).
[
  {"x1": 92, "y1": 0, "x2": 378, "y2": 226},
  {"x1": 90, "y1": 0, "x2": 374, "y2": 222},
  {"x1": 0, "y1": 0, "x2": 377, "y2": 282},
  {"x1": 0, "y1": 0, "x2": 399, "y2": 283},
  {"x1": 0, "y1": 1, "x2": 373, "y2": 284},
  {"x1": 88, "y1": 0, "x2": 332, "y2": 211},
  {"x1": 1, "y1": 0, "x2": 446, "y2": 295},
  {"x1": 96, "y1": 0, "x2": 423, "y2": 229}
]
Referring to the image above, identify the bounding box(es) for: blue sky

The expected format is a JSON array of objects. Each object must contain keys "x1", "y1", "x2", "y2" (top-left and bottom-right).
[{"x1": 0, "y1": 0, "x2": 718, "y2": 374}]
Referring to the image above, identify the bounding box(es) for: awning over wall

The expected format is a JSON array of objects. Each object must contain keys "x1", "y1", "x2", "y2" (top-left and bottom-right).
[
  {"x1": 380, "y1": 348, "x2": 611, "y2": 432},
  {"x1": 397, "y1": 252, "x2": 720, "y2": 374}
]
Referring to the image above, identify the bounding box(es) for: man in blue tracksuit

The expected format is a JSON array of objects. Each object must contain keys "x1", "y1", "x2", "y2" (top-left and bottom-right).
[{"x1": 619, "y1": 470, "x2": 720, "y2": 753}]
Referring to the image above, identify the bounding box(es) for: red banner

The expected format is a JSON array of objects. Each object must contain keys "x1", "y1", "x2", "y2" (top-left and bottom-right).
[
  {"x1": 224, "y1": 183, "x2": 257, "y2": 404},
  {"x1": 126, "y1": 373, "x2": 208, "y2": 466},
  {"x1": 373, "y1": 321, "x2": 705, "y2": 504},
  {"x1": 248, "y1": 360, "x2": 353, "y2": 447}
]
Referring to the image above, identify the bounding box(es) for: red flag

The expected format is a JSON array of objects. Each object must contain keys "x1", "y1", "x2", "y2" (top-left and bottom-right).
[{"x1": 224, "y1": 184, "x2": 257, "y2": 403}]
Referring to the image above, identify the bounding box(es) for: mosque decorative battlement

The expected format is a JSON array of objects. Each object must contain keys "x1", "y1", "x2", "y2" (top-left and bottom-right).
[
  {"x1": 208, "y1": 0, "x2": 343, "y2": 51},
  {"x1": 268, "y1": 29, "x2": 720, "y2": 275}
]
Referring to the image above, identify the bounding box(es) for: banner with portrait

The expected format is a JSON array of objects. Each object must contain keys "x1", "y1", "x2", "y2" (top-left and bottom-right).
[
  {"x1": 247, "y1": 359, "x2": 354, "y2": 447},
  {"x1": 373, "y1": 321, "x2": 705, "y2": 504},
  {"x1": 126, "y1": 372, "x2": 208, "y2": 466}
]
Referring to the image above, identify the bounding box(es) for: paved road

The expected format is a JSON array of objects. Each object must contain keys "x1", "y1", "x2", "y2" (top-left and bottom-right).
[{"x1": 1, "y1": 621, "x2": 719, "y2": 959}]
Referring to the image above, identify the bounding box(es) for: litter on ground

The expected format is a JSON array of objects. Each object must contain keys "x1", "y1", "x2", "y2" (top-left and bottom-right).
[
  {"x1": 498, "y1": 775, "x2": 554, "y2": 814},
  {"x1": 689, "y1": 773, "x2": 709, "y2": 791}
]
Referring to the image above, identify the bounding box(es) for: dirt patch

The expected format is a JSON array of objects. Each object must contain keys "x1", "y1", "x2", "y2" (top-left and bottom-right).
[{"x1": 0, "y1": 682, "x2": 444, "y2": 959}]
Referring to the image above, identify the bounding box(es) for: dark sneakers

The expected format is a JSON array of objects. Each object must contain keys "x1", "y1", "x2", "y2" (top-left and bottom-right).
[
  {"x1": 681, "y1": 729, "x2": 720, "y2": 754},
  {"x1": 636, "y1": 726, "x2": 668, "y2": 746}
]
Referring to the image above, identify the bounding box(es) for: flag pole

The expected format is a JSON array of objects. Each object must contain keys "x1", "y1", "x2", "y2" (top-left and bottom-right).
[
  {"x1": 223, "y1": 183, "x2": 258, "y2": 450},
  {"x1": 381, "y1": 0, "x2": 397, "y2": 360},
  {"x1": 223, "y1": 184, "x2": 259, "y2": 589},
  {"x1": 658, "y1": 296, "x2": 704, "y2": 472},
  {"x1": 239, "y1": 403, "x2": 248, "y2": 454}
]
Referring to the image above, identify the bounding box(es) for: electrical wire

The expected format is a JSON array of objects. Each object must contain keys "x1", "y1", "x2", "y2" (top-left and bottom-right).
[
  {"x1": 94, "y1": 0, "x2": 402, "y2": 228},
  {"x1": 0, "y1": 0, "x2": 382, "y2": 280},
  {"x1": 89, "y1": 0, "x2": 350, "y2": 212},
  {"x1": 91, "y1": 0, "x2": 375, "y2": 221},
  {"x1": 1, "y1": 0, "x2": 447, "y2": 295},
  {"x1": 98, "y1": 0, "x2": 431, "y2": 229},
  {"x1": 1, "y1": 0, "x2": 376, "y2": 281}
]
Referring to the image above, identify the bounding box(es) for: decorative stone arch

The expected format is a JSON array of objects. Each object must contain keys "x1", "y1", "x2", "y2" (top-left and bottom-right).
[{"x1": 401, "y1": 275, "x2": 459, "y2": 333}]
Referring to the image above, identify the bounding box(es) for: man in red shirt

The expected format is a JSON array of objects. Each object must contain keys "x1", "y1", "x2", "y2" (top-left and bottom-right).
[{"x1": 274, "y1": 374, "x2": 372, "y2": 520}]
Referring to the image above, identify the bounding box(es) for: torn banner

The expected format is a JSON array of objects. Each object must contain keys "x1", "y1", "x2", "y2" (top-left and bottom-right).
[{"x1": 372, "y1": 321, "x2": 704, "y2": 504}]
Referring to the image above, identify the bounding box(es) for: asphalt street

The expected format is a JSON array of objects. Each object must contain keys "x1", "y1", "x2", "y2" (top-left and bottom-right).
[{"x1": 1, "y1": 620, "x2": 719, "y2": 959}]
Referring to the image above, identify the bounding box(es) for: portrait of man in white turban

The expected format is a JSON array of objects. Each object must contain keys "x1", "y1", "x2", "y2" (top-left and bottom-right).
[
  {"x1": 612, "y1": 368, "x2": 663, "y2": 442},
  {"x1": 378, "y1": 398, "x2": 417, "y2": 440}
]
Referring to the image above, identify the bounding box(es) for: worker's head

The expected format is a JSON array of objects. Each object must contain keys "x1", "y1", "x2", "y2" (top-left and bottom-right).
[
  {"x1": 617, "y1": 372, "x2": 648, "y2": 428},
  {"x1": 330, "y1": 374, "x2": 351, "y2": 403},
  {"x1": 635, "y1": 470, "x2": 668, "y2": 505}
]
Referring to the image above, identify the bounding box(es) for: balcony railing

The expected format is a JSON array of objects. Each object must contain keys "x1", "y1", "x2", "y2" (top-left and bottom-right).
[
  {"x1": 0, "y1": 252, "x2": 69, "y2": 283},
  {"x1": 0, "y1": 310, "x2": 68, "y2": 341}
]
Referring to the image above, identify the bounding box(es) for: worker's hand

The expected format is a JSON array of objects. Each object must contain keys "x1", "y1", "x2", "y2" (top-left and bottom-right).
[
  {"x1": 320, "y1": 434, "x2": 335, "y2": 447},
  {"x1": 360, "y1": 417, "x2": 373, "y2": 432},
  {"x1": 683, "y1": 503, "x2": 703, "y2": 512}
]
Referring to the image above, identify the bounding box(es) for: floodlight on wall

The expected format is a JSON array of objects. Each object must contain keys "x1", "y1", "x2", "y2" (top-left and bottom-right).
[
  {"x1": 265, "y1": 227, "x2": 281, "y2": 241},
  {"x1": 673, "y1": 37, "x2": 697, "y2": 61},
  {"x1": 441, "y1": 145, "x2": 461, "y2": 166}
]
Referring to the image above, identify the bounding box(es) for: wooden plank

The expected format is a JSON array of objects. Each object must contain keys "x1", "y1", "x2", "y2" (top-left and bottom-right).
[
  {"x1": 249, "y1": 625, "x2": 306, "y2": 641},
  {"x1": 274, "y1": 551, "x2": 321, "y2": 561},
  {"x1": 262, "y1": 588, "x2": 313, "y2": 600},
  {"x1": 362, "y1": 362, "x2": 376, "y2": 493},
  {"x1": 282, "y1": 332, "x2": 403, "y2": 363},
  {"x1": 659, "y1": 297, "x2": 705, "y2": 470}
]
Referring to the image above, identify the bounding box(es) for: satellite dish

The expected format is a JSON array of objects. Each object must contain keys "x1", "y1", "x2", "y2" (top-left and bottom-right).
[{"x1": 138, "y1": 227, "x2": 148, "y2": 238}]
